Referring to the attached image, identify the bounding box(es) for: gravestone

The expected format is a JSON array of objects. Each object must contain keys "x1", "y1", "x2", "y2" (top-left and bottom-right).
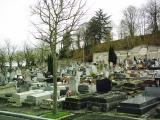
[
  {"x1": 37, "y1": 72, "x2": 45, "y2": 81},
  {"x1": 0, "y1": 73, "x2": 5, "y2": 85},
  {"x1": 89, "y1": 84, "x2": 96, "y2": 93},
  {"x1": 113, "y1": 65, "x2": 122, "y2": 73},
  {"x1": 30, "y1": 69, "x2": 37, "y2": 81},
  {"x1": 69, "y1": 76, "x2": 75, "y2": 94},
  {"x1": 6, "y1": 72, "x2": 10, "y2": 82},
  {"x1": 91, "y1": 64, "x2": 97, "y2": 74},
  {"x1": 69, "y1": 71, "x2": 77, "y2": 94},
  {"x1": 75, "y1": 71, "x2": 81, "y2": 93},
  {"x1": 78, "y1": 84, "x2": 89, "y2": 94},
  {"x1": 60, "y1": 68, "x2": 66, "y2": 77},
  {"x1": 98, "y1": 62, "x2": 105, "y2": 72},
  {"x1": 140, "y1": 71, "x2": 148, "y2": 78},
  {"x1": 16, "y1": 68, "x2": 22, "y2": 78},
  {"x1": 10, "y1": 71, "x2": 16, "y2": 81},
  {"x1": 86, "y1": 67, "x2": 91, "y2": 76},
  {"x1": 12, "y1": 89, "x2": 43, "y2": 105},
  {"x1": 125, "y1": 59, "x2": 129, "y2": 70},
  {"x1": 69, "y1": 68, "x2": 81, "y2": 94},
  {"x1": 104, "y1": 70, "x2": 109, "y2": 78},
  {"x1": 96, "y1": 78, "x2": 112, "y2": 93},
  {"x1": 25, "y1": 91, "x2": 53, "y2": 105},
  {"x1": 18, "y1": 81, "x2": 31, "y2": 92},
  {"x1": 24, "y1": 69, "x2": 31, "y2": 81}
]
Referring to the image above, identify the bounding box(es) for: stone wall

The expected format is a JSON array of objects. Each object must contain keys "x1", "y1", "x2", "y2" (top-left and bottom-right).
[{"x1": 93, "y1": 45, "x2": 160, "y2": 63}]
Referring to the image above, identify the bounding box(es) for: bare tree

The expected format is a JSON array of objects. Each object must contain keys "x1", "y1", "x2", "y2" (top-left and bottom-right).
[
  {"x1": 122, "y1": 5, "x2": 138, "y2": 37},
  {"x1": 0, "y1": 48, "x2": 7, "y2": 77},
  {"x1": 118, "y1": 20, "x2": 128, "y2": 39},
  {"x1": 15, "y1": 51, "x2": 24, "y2": 68},
  {"x1": 31, "y1": 0, "x2": 86, "y2": 114},
  {"x1": 145, "y1": 0, "x2": 160, "y2": 33},
  {"x1": 36, "y1": 42, "x2": 49, "y2": 67},
  {"x1": 23, "y1": 42, "x2": 35, "y2": 68},
  {"x1": 137, "y1": 7, "x2": 148, "y2": 35},
  {"x1": 76, "y1": 22, "x2": 89, "y2": 49},
  {"x1": 5, "y1": 40, "x2": 17, "y2": 74}
]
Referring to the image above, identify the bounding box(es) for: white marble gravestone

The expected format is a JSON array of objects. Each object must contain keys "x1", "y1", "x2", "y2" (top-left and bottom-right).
[
  {"x1": 86, "y1": 66, "x2": 91, "y2": 76},
  {"x1": 91, "y1": 64, "x2": 97, "y2": 74},
  {"x1": 75, "y1": 71, "x2": 81, "y2": 93},
  {"x1": 69, "y1": 68, "x2": 81, "y2": 94},
  {"x1": 37, "y1": 72, "x2": 45, "y2": 81},
  {"x1": 6, "y1": 72, "x2": 10, "y2": 81},
  {"x1": 16, "y1": 68, "x2": 22, "y2": 77},
  {"x1": 10, "y1": 71, "x2": 16, "y2": 80},
  {"x1": 0, "y1": 73, "x2": 5, "y2": 85},
  {"x1": 24, "y1": 69, "x2": 31, "y2": 81},
  {"x1": 104, "y1": 70, "x2": 109, "y2": 78}
]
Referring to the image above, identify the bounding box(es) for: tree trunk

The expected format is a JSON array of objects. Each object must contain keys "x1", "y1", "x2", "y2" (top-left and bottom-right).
[
  {"x1": 51, "y1": 45, "x2": 58, "y2": 114},
  {"x1": 9, "y1": 60, "x2": 12, "y2": 72}
]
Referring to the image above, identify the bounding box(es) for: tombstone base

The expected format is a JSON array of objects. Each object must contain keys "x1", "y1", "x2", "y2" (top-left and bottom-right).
[
  {"x1": 117, "y1": 101, "x2": 160, "y2": 115},
  {"x1": 117, "y1": 94, "x2": 160, "y2": 115}
]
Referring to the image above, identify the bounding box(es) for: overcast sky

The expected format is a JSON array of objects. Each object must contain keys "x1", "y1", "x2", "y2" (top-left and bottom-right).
[{"x1": 0, "y1": 0, "x2": 147, "y2": 49}]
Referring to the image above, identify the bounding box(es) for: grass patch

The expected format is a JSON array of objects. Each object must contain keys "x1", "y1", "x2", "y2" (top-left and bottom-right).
[{"x1": 43, "y1": 111, "x2": 71, "y2": 119}]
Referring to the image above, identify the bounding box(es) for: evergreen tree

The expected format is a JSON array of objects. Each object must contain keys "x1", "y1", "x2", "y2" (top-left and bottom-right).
[
  {"x1": 82, "y1": 9, "x2": 112, "y2": 62},
  {"x1": 83, "y1": 28, "x2": 94, "y2": 62},
  {"x1": 108, "y1": 45, "x2": 117, "y2": 66},
  {"x1": 88, "y1": 9, "x2": 112, "y2": 44},
  {"x1": 59, "y1": 31, "x2": 72, "y2": 58}
]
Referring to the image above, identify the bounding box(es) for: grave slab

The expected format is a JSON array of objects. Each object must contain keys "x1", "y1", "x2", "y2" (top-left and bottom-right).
[
  {"x1": 117, "y1": 94, "x2": 160, "y2": 115},
  {"x1": 119, "y1": 94, "x2": 158, "y2": 108}
]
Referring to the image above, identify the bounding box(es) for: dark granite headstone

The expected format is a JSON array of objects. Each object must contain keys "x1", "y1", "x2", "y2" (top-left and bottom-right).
[
  {"x1": 96, "y1": 78, "x2": 111, "y2": 93},
  {"x1": 60, "y1": 89, "x2": 67, "y2": 96},
  {"x1": 78, "y1": 84, "x2": 89, "y2": 94}
]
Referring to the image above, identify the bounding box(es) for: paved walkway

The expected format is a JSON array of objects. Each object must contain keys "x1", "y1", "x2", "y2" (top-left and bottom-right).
[{"x1": 71, "y1": 112, "x2": 145, "y2": 120}]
